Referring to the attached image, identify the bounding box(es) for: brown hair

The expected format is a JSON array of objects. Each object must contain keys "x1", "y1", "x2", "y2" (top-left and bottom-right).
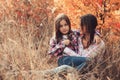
[
  {"x1": 80, "y1": 14, "x2": 98, "y2": 45},
  {"x1": 55, "y1": 13, "x2": 72, "y2": 43}
]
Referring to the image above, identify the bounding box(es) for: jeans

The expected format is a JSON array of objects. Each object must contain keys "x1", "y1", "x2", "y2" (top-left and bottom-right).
[{"x1": 58, "y1": 56, "x2": 87, "y2": 71}]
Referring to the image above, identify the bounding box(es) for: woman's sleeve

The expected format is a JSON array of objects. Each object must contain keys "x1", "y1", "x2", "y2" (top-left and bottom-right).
[
  {"x1": 87, "y1": 40, "x2": 106, "y2": 59},
  {"x1": 48, "y1": 37, "x2": 65, "y2": 56},
  {"x1": 63, "y1": 47, "x2": 80, "y2": 56},
  {"x1": 69, "y1": 30, "x2": 80, "y2": 46},
  {"x1": 71, "y1": 30, "x2": 80, "y2": 53}
]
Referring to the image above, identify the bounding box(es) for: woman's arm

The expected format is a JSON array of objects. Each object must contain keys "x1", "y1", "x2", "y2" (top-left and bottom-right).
[
  {"x1": 48, "y1": 37, "x2": 65, "y2": 56},
  {"x1": 63, "y1": 47, "x2": 80, "y2": 56},
  {"x1": 62, "y1": 30, "x2": 80, "y2": 56},
  {"x1": 94, "y1": 31, "x2": 102, "y2": 44},
  {"x1": 85, "y1": 39, "x2": 105, "y2": 59}
]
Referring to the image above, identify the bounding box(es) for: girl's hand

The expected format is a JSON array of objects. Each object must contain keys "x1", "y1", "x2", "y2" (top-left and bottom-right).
[
  {"x1": 62, "y1": 39, "x2": 70, "y2": 45},
  {"x1": 94, "y1": 35, "x2": 101, "y2": 44}
]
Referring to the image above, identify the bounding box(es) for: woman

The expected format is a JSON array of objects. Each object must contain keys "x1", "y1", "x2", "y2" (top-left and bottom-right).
[
  {"x1": 78, "y1": 14, "x2": 105, "y2": 59},
  {"x1": 48, "y1": 13, "x2": 87, "y2": 70}
]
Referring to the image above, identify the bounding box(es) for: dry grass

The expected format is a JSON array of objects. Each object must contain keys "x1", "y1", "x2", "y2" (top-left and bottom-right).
[
  {"x1": 0, "y1": 18, "x2": 120, "y2": 80},
  {"x1": 0, "y1": 13, "x2": 56, "y2": 80},
  {"x1": 0, "y1": 1, "x2": 120, "y2": 80}
]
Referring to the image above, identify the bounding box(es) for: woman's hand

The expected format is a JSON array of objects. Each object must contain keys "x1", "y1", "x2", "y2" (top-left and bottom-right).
[
  {"x1": 62, "y1": 39, "x2": 70, "y2": 46},
  {"x1": 94, "y1": 35, "x2": 101, "y2": 44}
]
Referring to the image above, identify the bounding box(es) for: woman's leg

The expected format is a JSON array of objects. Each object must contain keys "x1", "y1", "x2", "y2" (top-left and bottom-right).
[
  {"x1": 58, "y1": 56, "x2": 72, "y2": 66},
  {"x1": 58, "y1": 56, "x2": 87, "y2": 68},
  {"x1": 76, "y1": 62, "x2": 86, "y2": 71}
]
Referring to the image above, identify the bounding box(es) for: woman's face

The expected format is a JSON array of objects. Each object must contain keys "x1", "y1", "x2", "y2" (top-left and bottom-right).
[
  {"x1": 79, "y1": 26, "x2": 87, "y2": 35},
  {"x1": 59, "y1": 19, "x2": 70, "y2": 35}
]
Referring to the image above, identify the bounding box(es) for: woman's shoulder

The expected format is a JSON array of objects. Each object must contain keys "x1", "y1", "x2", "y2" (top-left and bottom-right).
[
  {"x1": 94, "y1": 34, "x2": 103, "y2": 44},
  {"x1": 95, "y1": 36, "x2": 106, "y2": 53},
  {"x1": 49, "y1": 36, "x2": 58, "y2": 45},
  {"x1": 95, "y1": 35, "x2": 100, "y2": 43}
]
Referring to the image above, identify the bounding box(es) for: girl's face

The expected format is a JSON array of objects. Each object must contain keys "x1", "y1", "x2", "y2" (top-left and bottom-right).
[
  {"x1": 82, "y1": 26, "x2": 87, "y2": 34},
  {"x1": 59, "y1": 19, "x2": 70, "y2": 35},
  {"x1": 79, "y1": 26, "x2": 87, "y2": 35}
]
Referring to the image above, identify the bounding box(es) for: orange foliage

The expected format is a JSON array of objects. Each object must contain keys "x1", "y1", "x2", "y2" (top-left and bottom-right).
[
  {"x1": 0, "y1": 0, "x2": 54, "y2": 26},
  {"x1": 54, "y1": 0, "x2": 104, "y2": 29},
  {"x1": 54, "y1": 0, "x2": 120, "y2": 31},
  {"x1": 0, "y1": 0, "x2": 120, "y2": 30}
]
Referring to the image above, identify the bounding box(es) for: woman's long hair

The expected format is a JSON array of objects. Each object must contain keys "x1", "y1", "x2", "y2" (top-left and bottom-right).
[
  {"x1": 80, "y1": 14, "x2": 98, "y2": 45},
  {"x1": 55, "y1": 13, "x2": 72, "y2": 43}
]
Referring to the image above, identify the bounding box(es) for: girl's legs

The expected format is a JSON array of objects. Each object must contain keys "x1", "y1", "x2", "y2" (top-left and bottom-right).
[
  {"x1": 58, "y1": 56, "x2": 87, "y2": 70},
  {"x1": 76, "y1": 62, "x2": 86, "y2": 71}
]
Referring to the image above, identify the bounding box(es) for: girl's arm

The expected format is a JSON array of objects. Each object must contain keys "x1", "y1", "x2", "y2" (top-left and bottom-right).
[
  {"x1": 85, "y1": 39, "x2": 105, "y2": 59},
  {"x1": 62, "y1": 30, "x2": 80, "y2": 56},
  {"x1": 48, "y1": 37, "x2": 65, "y2": 56},
  {"x1": 63, "y1": 47, "x2": 80, "y2": 56},
  {"x1": 94, "y1": 30, "x2": 102, "y2": 44}
]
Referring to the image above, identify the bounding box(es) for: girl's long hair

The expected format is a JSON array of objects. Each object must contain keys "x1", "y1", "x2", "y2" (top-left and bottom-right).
[
  {"x1": 55, "y1": 13, "x2": 72, "y2": 43},
  {"x1": 80, "y1": 14, "x2": 98, "y2": 45}
]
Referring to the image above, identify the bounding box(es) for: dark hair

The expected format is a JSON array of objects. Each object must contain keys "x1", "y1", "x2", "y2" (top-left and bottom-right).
[
  {"x1": 80, "y1": 14, "x2": 98, "y2": 44},
  {"x1": 55, "y1": 13, "x2": 72, "y2": 43}
]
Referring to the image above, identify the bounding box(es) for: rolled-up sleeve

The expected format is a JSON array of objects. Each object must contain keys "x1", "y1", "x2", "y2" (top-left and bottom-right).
[
  {"x1": 86, "y1": 40, "x2": 106, "y2": 59},
  {"x1": 48, "y1": 37, "x2": 65, "y2": 56}
]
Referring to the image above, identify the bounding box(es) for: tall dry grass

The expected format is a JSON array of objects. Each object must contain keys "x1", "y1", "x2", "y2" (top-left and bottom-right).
[
  {"x1": 0, "y1": 12, "x2": 56, "y2": 80},
  {"x1": 0, "y1": 1, "x2": 120, "y2": 80},
  {"x1": 0, "y1": 18, "x2": 120, "y2": 80}
]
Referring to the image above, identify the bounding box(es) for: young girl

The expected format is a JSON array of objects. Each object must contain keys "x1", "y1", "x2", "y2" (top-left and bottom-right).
[
  {"x1": 78, "y1": 14, "x2": 105, "y2": 59},
  {"x1": 48, "y1": 13, "x2": 87, "y2": 69}
]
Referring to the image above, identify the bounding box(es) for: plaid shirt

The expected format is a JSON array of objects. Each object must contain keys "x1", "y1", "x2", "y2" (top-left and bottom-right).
[
  {"x1": 78, "y1": 35, "x2": 105, "y2": 59},
  {"x1": 48, "y1": 31, "x2": 80, "y2": 58},
  {"x1": 62, "y1": 32, "x2": 105, "y2": 59}
]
